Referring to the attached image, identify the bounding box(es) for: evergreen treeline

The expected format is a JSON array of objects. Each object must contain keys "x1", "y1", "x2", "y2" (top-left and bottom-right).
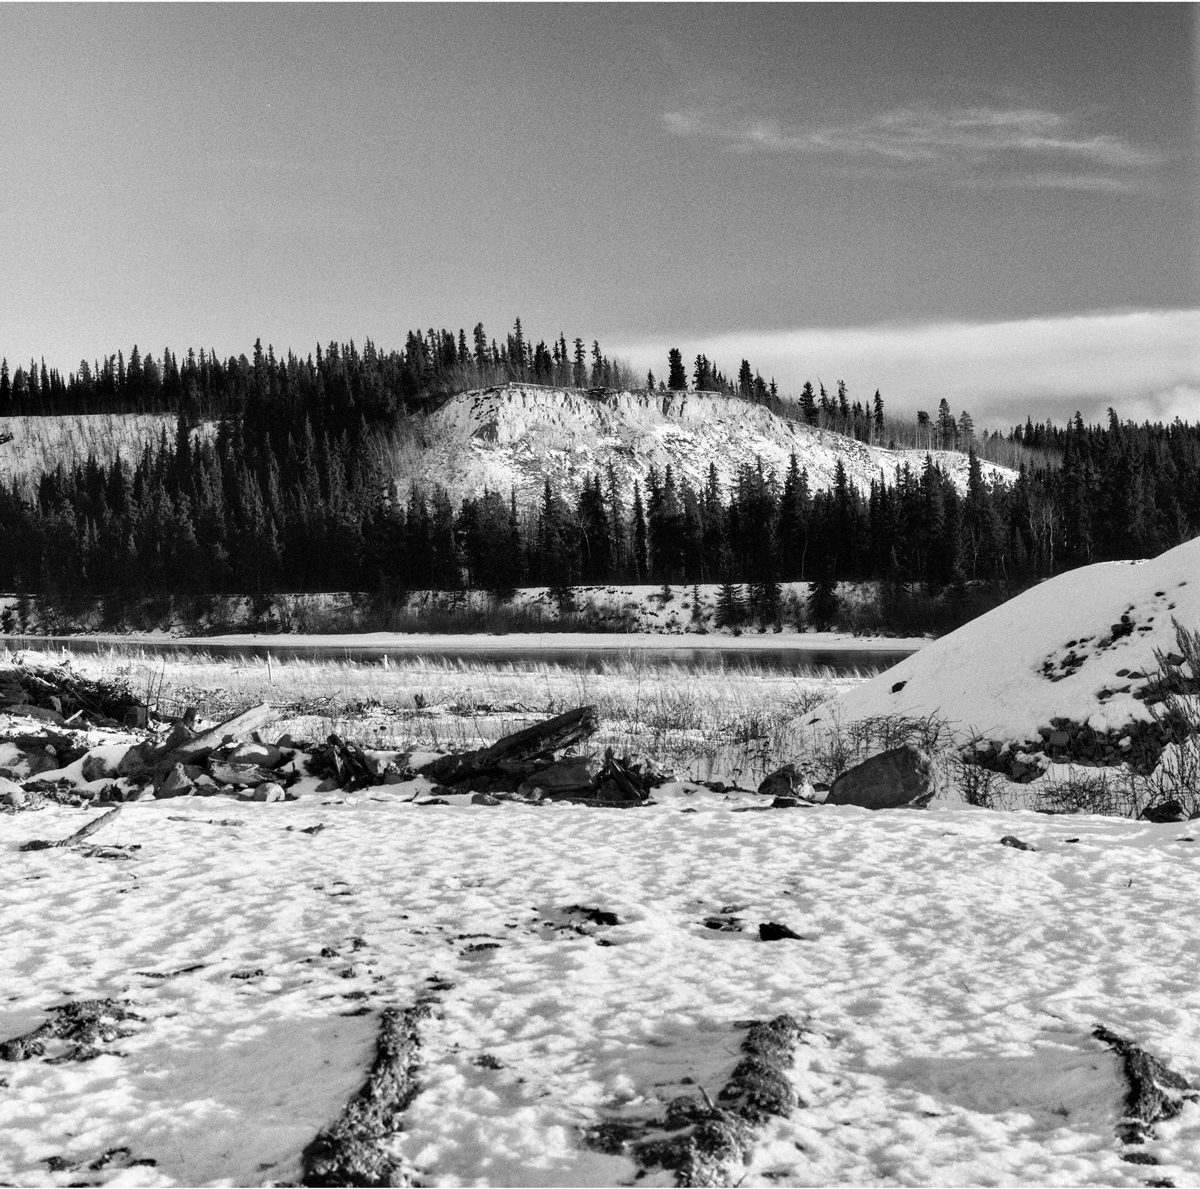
[
  {"x1": 1, "y1": 389, "x2": 1198, "y2": 629},
  {"x1": 0, "y1": 322, "x2": 640, "y2": 419},
  {"x1": 0, "y1": 329, "x2": 1043, "y2": 474}
]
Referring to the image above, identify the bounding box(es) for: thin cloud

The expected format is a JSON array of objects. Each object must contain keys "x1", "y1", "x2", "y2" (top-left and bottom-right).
[
  {"x1": 661, "y1": 102, "x2": 1161, "y2": 191},
  {"x1": 611, "y1": 309, "x2": 1200, "y2": 430}
]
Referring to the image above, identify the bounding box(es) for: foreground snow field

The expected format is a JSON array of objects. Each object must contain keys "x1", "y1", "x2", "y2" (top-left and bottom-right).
[{"x1": 4, "y1": 794, "x2": 1200, "y2": 1187}]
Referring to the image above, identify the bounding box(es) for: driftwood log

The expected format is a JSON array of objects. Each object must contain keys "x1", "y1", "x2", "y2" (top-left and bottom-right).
[
  {"x1": 417, "y1": 705, "x2": 598, "y2": 787},
  {"x1": 166, "y1": 703, "x2": 276, "y2": 764}
]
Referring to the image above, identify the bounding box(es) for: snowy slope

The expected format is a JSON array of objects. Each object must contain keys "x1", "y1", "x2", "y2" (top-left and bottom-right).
[
  {"x1": 0, "y1": 415, "x2": 213, "y2": 491},
  {"x1": 3, "y1": 794, "x2": 1200, "y2": 1187},
  {"x1": 395, "y1": 385, "x2": 1016, "y2": 503},
  {"x1": 819, "y1": 536, "x2": 1200, "y2": 742}
]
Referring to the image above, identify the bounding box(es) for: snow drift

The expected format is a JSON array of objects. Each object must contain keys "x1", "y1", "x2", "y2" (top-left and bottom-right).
[{"x1": 819, "y1": 535, "x2": 1200, "y2": 743}]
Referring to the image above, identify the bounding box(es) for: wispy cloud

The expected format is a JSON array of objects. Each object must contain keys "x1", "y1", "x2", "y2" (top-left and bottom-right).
[
  {"x1": 610, "y1": 309, "x2": 1200, "y2": 429},
  {"x1": 662, "y1": 102, "x2": 1161, "y2": 192}
]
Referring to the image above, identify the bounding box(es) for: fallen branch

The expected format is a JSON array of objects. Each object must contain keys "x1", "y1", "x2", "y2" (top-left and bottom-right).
[
  {"x1": 19, "y1": 806, "x2": 122, "y2": 853},
  {"x1": 301, "y1": 1001, "x2": 433, "y2": 1187}
]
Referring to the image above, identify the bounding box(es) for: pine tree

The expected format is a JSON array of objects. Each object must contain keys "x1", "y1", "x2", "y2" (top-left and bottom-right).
[
  {"x1": 572, "y1": 339, "x2": 587, "y2": 388},
  {"x1": 799, "y1": 381, "x2": 817, "y2": 425},
  {"x1": 737, "y1": 359, "x2": 753, "y2": 397},
  {"x1": 716, "y1": 579, "x2": 744, "y2": 629},
  {"x1": 631, "y1": 481, "x2": 648, "y2": 580},
  {"x1": 807, "y1": 565, "x2": 839, "y2": 630},
  {"x1": 667, "y1": 348, "x2": 687, "y2": 391}
]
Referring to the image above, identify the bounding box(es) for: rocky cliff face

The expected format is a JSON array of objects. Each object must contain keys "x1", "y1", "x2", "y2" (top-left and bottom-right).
[{"x1": 390, "y1": 384, "x2": 1015, "y2": 504}]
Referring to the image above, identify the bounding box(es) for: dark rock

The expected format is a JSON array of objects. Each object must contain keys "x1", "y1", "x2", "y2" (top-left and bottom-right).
[
  {"x1": 756, "y1": 763, "x2": 812, "y2": 800},
  {"x1": 14, "y1": 704, "x2": 66, "y2": 726},
  {"x1": 825, "y1": 744, "x2": 938, "y2": 810},
  {"x1": 1139, "y1": 801, "x2": 1188, "y2": 823},
  {"x1": 703, "y1": 916, "x2": 743, "y2": 933},
  {"x1": 117, "y1": 742, "x2": 155, "y2": 780},
  {"x1": 999, "y1": 835, "x2": 1038, "y2": 851},
  {"x1": 891, "y1": 680, "x2": 907, "y2": 693},
  {"x1": 758, "y1": 921, "x2": 806, "y2": 941},
  {"x1": 565, "y1": 905, "x2": 620, "y2": 927},
  {"x1": 154, "y1": 763, "x2": 196, "y2": 799}
]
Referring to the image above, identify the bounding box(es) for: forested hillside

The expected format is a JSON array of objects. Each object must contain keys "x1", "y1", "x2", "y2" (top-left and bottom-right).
[{"x1": 1, "y1": 325, "x2": 1198, "y2": 633}]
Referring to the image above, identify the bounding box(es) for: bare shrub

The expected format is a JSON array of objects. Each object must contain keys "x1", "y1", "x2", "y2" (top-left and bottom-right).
[{"x1": 1038, "y1": 769, "x2": 1144, "y2": 818}]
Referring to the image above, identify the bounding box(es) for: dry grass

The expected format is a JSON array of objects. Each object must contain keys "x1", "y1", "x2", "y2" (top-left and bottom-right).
[{"x1": 33, "y1": 645, "x2": 871, "y2": 785}]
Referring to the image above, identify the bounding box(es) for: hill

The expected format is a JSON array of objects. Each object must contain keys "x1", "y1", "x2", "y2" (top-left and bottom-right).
[{"x1": 392, "y1": 384, "x2": 1016, "y2": 502}]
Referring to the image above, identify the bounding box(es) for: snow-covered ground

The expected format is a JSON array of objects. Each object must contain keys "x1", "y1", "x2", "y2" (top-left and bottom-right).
[
  {"x1": 822, "y1": 536, "x2": 1200, "y2": 742},
  {"x1": 396, "y1": 386, "x2": 1016, "y2": 505},
  {"x1": 1, "y1": 580, "x2": 929, "y2": 641},
  {"x1": 3, "y1": 793, "x2": 1200, "y2": 1187}
]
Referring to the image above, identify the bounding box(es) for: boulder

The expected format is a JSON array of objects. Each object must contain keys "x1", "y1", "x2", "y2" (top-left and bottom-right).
[
  {"x1": 757, "y1": 763, "x2": 814, "y2": 800},
  {"x1": 155, "y1": 763, "x2": 197, "y2": 799},
  {"x1": 81, "y1": 752, "x2": 119, "y2": 783},
  {"x1": 825, "y1": 745, "x2": 938, "y2": 810},
  {"x1": 12, "y1": 704, "x2": 66, "y2": 726},
  {"x1": 117, "y1": 741, "x2": 155, "y2": 780},
  {"x1": 1139, "y1": 800, "x2": 1189, "y2": 823},
  {"x1": 251, "y1": 781, "x2": 286, "y2": 803}
]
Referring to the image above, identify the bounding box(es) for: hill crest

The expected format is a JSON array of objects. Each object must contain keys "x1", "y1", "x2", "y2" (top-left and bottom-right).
[{"x1": 393, "y1": 384, "x2": 1015, "y2": 503}]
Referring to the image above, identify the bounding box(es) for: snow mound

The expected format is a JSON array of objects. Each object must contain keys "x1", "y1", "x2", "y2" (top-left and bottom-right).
[
  {"x1": 819, "y1": 535, "x2": 1200, "y2": 741},
  {"x1": 396, "y1": 385, "x2": 1015, "y2": 503}
]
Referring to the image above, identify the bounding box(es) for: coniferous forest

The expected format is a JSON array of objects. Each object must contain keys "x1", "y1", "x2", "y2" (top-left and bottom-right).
[{"x1": 2, "y1": 324, "x2": 1199, "y2": 634}]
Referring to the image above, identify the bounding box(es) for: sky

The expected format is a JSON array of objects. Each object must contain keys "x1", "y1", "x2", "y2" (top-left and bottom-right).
[{"x1": 1, "y1": 3, "x2": 1197, "y2": 427}]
